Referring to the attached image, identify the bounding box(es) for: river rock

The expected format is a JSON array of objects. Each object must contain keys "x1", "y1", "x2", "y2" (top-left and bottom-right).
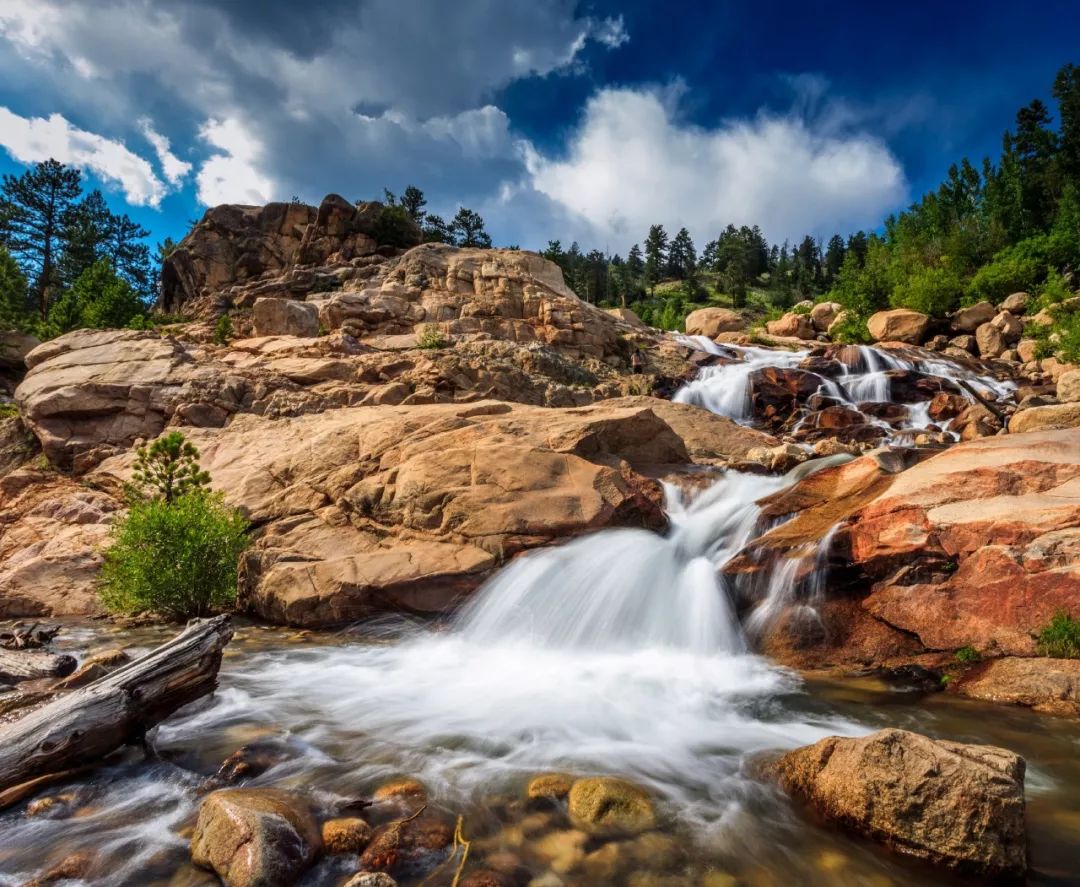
[
  {"x1": 684, "y1": 307, "x2": 743, "y2": 338},
  {"x1": 191, "y1": 788, "x2": 322, "y2": 887},
  {"x1": 1057, "y1": 369, "x2": 1080, "y2": 403},
  {"x1": 527, "y1": 773, "x2": 575, "y2": 801},
  {"x1": 323, "y1": 817, "x2": 374, "y2": 853},
  {"x1": 952, "y1": 301, "x2": 996, "y2": 332},
  {"x1": 953, "y1": 657, "x2": 1080, "y2": 716},
  {"x1": 359, "y1": 814, "x2": 453, "y2": 879},
  {"x1": 867, "y1": 309, "x2": 930, "y2": 344},
  {"x1": 951, "y1": 403, "x2": 1002, "y2": 440},
  {"x1": 810, "y1": 301, "x2": 841, "y2": 332},
  {"x1": 1009, "y1": 402, "x2": 1080, "y2": 433},
  {"x1": 765, "y1": 312, "x2": 816, "y2": 340},
  {"x1": 1016, "y1": 338, "x2": 1039, "y2": 363},
  {"x1": 344, "y1": 874, "x2": 398, "y2": 887},
  {"x1": 771, "y1": 728, "x2": 1026, "y2": 878},
  {"x1": 567, "y1": 777, "x2": 656, "y2": 835},
  {"x1": 252, "y1": 297, "x2": 320, "y2": 338},
  {"x1": 999, "y1": 292, "x2": 1031, "y2": 315},
  {"x1": 975, "y1": 321, "x2": 1006, "y2": 357},
  {"x1": 949, "y1": 334, "x2": 977, "y2": 354}
]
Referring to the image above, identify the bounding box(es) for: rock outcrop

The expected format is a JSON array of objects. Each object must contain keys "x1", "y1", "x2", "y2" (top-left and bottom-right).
[
  {"x1": 952, "y1": 657, "x2": 1080, "y2": 717},
  {"x1": 772, "y1": 729, "x2": 1027, "y2": 879}
]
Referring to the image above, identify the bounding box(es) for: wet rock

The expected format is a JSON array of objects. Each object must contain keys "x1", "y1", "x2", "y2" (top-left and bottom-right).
[
  {"x1": 684, "y1": 307, "x2": 743, "y2": 338},
  {"x1": 952, "y1": 301, "x2": 996, "y2": 332},
  {"x1": 532, "y1": 829, "x2": 589, "y2": 873},
  {"x1": 952, "y1": 657, "x2": 1080, "y2": 716},
  {"x1": 867, "y1": 309, "x2": 930, "y2": 344},
  {"x1": 885, "y1": 369, "x2": 961, "y2": 403},
  {"x1": 210, "y1": 741, "x2": 293, "y2": 786},
  {"x1": 191, "y1": 788, "x2": 322, "y2": 887},
  {"x1": 749, "y1": 367, "x2": 823, "y2": 420},
  {"x1": 19, "y1": 850, "x2": 95, "y2": 887},
  {"x1": 809, "y1": 405, "x2": 867, "y2": 430},
  {"x1": 358, "y1": 814, "x2": 453, "y2": 879},
  {"x1": 81, "y1": 648, "x2": 131, "y2": 669},
  {"x1": 526, "y1": 773, "x2": 575, "y2": 802},
  {"x1": 927, "y1": 391, "x2": 968, "y2": 422},
  {"x1": 858, "y1": 402, "x2": 910, "y2": 425},
  {"x1": 567, "y1": 776, "x2": 656, "y2": 835},
  {"x1": 772, "y1": 728, "x2": 1026, "y2": 879},
  {"x1": 51, "y1": 660, "x2": 109, "y2": 690},
  {"x1": 322, "y1": 817, "x2": 374, "y2": 853},
  {"x1": 252, "y1": 298, "x2": 320, "y2": 338},
  {"x1": 344, "y1": 874, "x2": 398, "y2": 887},
  {"x1": 460, "y1": 871, "x2": 513, "y2": 887},
  {"x1": 797, "y1": 356, "x2": 844, "y2": 377},
  {"x1": 875, "y1": 664, "x2": 944, "y2": 693},
  {"x1": 372, "y1": 778, "x2": 427, "y2": 814},
  {"x1": 951, "y1": 403, "x2": 1002, "y2": 440},
  {"x1": 925, "y1": 334, "x2": 951, "y2": 351}
]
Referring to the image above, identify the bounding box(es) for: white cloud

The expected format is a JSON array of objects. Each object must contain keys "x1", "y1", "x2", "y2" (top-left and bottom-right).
[
  {"x1": 592, "y1": 15, "x2": 630, "y2": 49},
  {"x1": 195, "y1": 117, "x2": 275, "y2": 205},
  {"x1": 0, "y1": 106, "x2": 168, "y2": 205},
  {"x1": 521, "y1": 86, "x2": 908, "y2": 249},
  {"x1": 138, "y1": 119, "x2": 192, "y2": 187}
]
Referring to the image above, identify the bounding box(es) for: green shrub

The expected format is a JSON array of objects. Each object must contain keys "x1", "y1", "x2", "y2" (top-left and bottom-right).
[
  {"x1": 130, "y1": 431, "x2": 211, "y2": 503},
  {"x1": 891, "y1": 266, "x2": 964, "y2": 317},
  {"x1": 49, "y1": 260, "x2": 146, "y2": 333},
  {"x1": 954, "y1": 645, "x2": 981, "y2": 664},
  {"x1": 213, "y1": 314, "x2": 233, "y2": 345},
  {"x1": 0, "y1": 402, "x2": 18, "y2": 419},
  {"x1": 99, "y1": 492, "x2": 248, "y2": 619},
  {"x1": 828, "y1": 311, "x2": 871, "y2": 344},
  {"x1": 374, "y1": 204, "x2": 421, "y2": 248},
  {"x1": 791, "y1": 302, "x2": 811, "y2": 315},
  {"x1": 1037, "y1": 612, "x2": 1080, "y2": 658},
  {"x1": 416, "y1": 323, "x2": 449, "y2": 350}
]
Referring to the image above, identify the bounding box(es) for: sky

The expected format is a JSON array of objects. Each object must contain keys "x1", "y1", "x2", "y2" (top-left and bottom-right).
[{"x1": 0, "y1": 0, "x2": 1078, "y2": 256}]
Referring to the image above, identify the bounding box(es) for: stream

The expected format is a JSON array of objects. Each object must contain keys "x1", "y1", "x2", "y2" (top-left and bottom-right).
[{"x1": 2, "y1": 342, "x2": 1079, "y2": 886}]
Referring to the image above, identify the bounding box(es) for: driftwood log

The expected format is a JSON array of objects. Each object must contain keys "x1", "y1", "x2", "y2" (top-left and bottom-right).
[
  {"x1": 0, "y1": 614, "x2": 233, "y2": 795},
  {"x1": 0, "y1": 647, "x2": 76, "y2": 684}
]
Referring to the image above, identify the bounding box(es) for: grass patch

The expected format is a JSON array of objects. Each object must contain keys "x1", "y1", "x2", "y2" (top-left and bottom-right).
[{"x1": 1037, "y1": 612, "x2": 1080, "y2": 659}]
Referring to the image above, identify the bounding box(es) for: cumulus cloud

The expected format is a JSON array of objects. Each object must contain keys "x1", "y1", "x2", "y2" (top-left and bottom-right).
[
  {"x1": 0, "y1": 106, "x2": 168, "y2": 205},
  {"x1": 521, "y1": 86, "x2": 908, "y2": 248},
  {"x1": 195, "y1": 118, "x2": 275, "y2": 206},
  {"x1": 138, "y1": 119, "x2": 192, "y2": 187}
]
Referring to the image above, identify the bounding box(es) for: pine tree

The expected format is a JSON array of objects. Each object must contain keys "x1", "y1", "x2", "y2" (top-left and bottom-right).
[
  {"x1": 824, "y1": 234, "x2": 846, "y2": 286},
  {"x1": 643, "y1": 225, "x2": 668, "y2": 294},
  {"x1": 449, "y1": 208, "x2": 492, "y2": 248},
  {"x1": 400, "y1": 185, "x2": 427, "y2": 223},
  {"x1": 1054, "y1": 64, "x2": 1080, "y2": 188},
  {"x1": 667, "y1": 227, "x2": 697, "y2": 279},
  {"x1": 0, "y1": 244, "x2": 28, "y2": 327},
  {"x1": 421, "y1": 214, "x2": 451, "y2": 244},
  {"x1": 0, "y1": 160, "x2": 83, "y2": 318}
]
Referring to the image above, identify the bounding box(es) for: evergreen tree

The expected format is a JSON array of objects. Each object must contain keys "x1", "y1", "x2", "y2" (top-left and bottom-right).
[
  {"x1": 643, "y1": 225, "x2": 668, "y2": 293},
  {"x1": 667, "y1": 227, "x2": 697, "y2": 279},
  {"x1": 421, "y1": 214, "x2": 452, "y2": 243},
  {"x1": 1053, "y1": 64, "x2": 1080, "y2": 187},
  {"x1": 0, "y1": 160, "x2": 82, "y2": 318},
  {"x1": 449, "y1": 207, "x2": 492, "y2": 248},
  {"x1": 49, "y1": 259, "x2": 145, "y2": 333},
  {"x1": 824, "y1": 234, "x2": 846, "y2": 286},
  {"x1": 400, "y1": 185, "x2": 427, "y2": 223},
  {"x1": 0, "y1": 244, "x2": 28, "y2": 327}
]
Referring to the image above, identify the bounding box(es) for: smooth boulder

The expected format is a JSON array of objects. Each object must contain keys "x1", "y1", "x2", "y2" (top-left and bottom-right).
[
  {"x1": 867, "y1": 309, "x2": 930, "y2": 344},
  {"x1": 567, "y1": 776, "x2": 656, "y2": 835},
  {"x1": 952, "y1": 301, "x2": 996, "y2": 332},
  {"x1": 191, "y1": 789, "x2": 322, "y2": 887},
  {"x1": 252, "y1": 298, "x2": 320, "y2": 338},
  {"x1": 684, "y1": 307, "x2": 743, "y2": 338},
  {"x1": 772, "y1": 728, "x2": 1026, "y2": 879}
]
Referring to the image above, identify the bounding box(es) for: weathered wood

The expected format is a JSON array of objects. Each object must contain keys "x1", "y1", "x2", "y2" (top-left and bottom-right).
[
  {"x1": 0, "y1": 615, "x2": 233, "y2": 795},
  {"x1": 0, "y1": 622, "x2": 62, "y2": 650},
  {"x1": 0, "y1": 647, "x2": 76, "y2": 684}
]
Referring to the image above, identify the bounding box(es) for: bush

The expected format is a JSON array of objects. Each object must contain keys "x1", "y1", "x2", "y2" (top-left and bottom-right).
[
  {"x1": 130, "y1": 431, "x2": 211, "y2": 503},
  {"x1": 213, "y1": 314, "x2": 233, "y2": 345},
  {"x1": 1037, "y1": 612, "x2": 1080, "y2": 658},
  {"x1": 828, "y1": 311, "x2": 872, "y2": 344},
  {"x1": 374, "y1": 204, "x2": 421, "y2": 248},
  {"x1": 954, "y1": 645, "x2": 981, "y2": 664},
  {"x1": 49, "y1": 260, "x2": 146, "y2": 333},
  {"x1": 891, "y1": 266, "x2": 964, "y2": 317},
  {"x1": 99, "y1": 492, "x2": 248, "y2": 619},
  {"x1": 416, "y1": 324, "x2": 449, "y2": 350}
]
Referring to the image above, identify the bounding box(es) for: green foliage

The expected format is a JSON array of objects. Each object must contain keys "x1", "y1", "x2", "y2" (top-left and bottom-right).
[
  {"x1": 1037, "y1": 612, "x2": 1080, "y2": 658},
  {"x1": 48, "y1": 259, "x2": 145, "y2": 333},
  {"x1": 374, "y1": 203, "x2": 420, "y2": 248},
  {"x1": 416, "y1": 323, "x2": 449, "y2": 349},
  {"x1": 1035, "y1": 267, "x2": 1074, "y2": 308},
  {"x1": 130, "y1": 431, "x2": 211, "y2": 503},
  {"x1": 213, "y1": 313, "x2": 233, "y2": 345},
  {"x1": 964, "y1": 237, "x2": 1049, "y2": 304},
  {"x1": 99, "y1": 491, "x2": 248, "y2": 620},
  {"x1": 891, "y1": 265, "x2": 964, "y2": 316},
  {"x1": 0, "y1": 244, "x2": 28, "y2": 328},
  {"x1": 954, "y1": 645, "x2": 981, "y2": 664},
  {"x1": 0, "y1": 402, "x2": 18, "y2": 419}
]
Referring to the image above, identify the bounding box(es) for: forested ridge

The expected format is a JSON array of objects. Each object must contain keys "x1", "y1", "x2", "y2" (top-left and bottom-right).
[{"x1": 2, "y1": 63, "x2": 1079, "y2": 362}]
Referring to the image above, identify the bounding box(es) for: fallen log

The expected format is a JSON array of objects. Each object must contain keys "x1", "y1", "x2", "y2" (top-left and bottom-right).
[
  {"x1": 0, "y1": 614, "x2": 233, "y2": 795},
  {"x1": 0, "y1": 647, "x2": 76, "y2": 684}
]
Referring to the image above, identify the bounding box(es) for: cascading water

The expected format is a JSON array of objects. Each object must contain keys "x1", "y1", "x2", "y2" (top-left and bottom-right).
[{"x1": 672, "y1": 334, "x2": 1014, "y2": 440}]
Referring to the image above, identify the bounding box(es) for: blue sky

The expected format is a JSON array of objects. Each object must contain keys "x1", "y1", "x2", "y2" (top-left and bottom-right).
[{"x1": 1, "y1": 1, "x2": 1078, "y2": 255}]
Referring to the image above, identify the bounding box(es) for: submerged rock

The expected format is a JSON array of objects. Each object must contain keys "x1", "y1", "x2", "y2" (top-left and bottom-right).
[
  {"x1": 772, "y1": 728, "x2": 1027, "y2": 879},
  {"x1": 526, "y1": 773, "x2": 575, "y2": 802},
  {"x1": 567, "y1": 776, "x2": 656, "y2": 835},
  {"x1": 190, "y1": 788, "x2": 322, "y2": 887},
  {"x1": 322, "y1": 817, "x2": 374, "y2": 853},
  {"x1": 952, "y1": 657, "x2": 1080, "y2": 716},
  {"x1": 358, "y1": 814, "x2": 453, "y2": 879}
]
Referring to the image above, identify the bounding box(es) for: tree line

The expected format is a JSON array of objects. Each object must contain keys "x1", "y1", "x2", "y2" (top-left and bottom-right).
[{"x1": 0, "y1": 160, "x2": 156, "y2": 335}]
